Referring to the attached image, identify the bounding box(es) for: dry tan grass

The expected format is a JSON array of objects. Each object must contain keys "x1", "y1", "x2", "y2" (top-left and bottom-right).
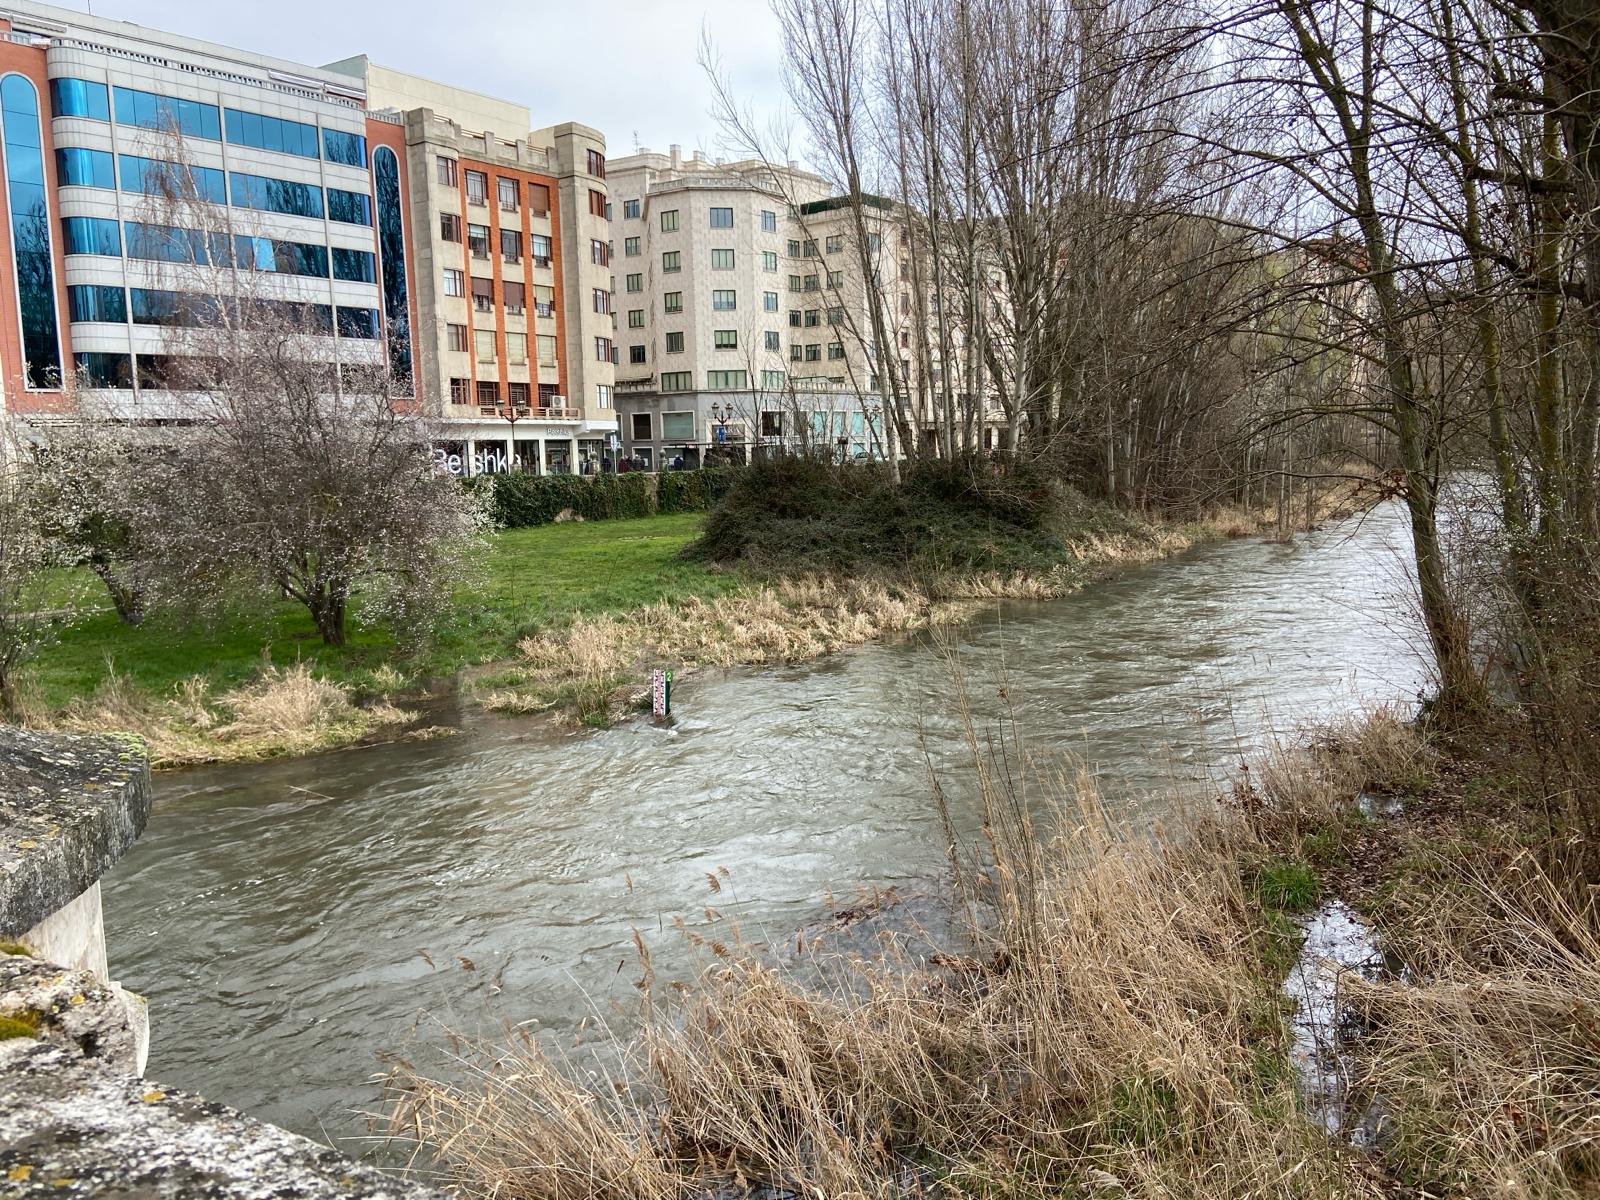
[{"x1": 50, "y1": 660, "x2": 410, "y2": 767}]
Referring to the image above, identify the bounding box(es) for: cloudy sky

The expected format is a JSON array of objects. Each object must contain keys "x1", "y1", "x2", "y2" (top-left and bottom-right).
[{"x1": 67, "y1": 0, "x2": 794, "y2": 159}]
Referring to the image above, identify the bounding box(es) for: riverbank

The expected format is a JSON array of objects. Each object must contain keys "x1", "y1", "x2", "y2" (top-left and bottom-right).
[
  {"x1": 23, "y1": 475, "x2": 1366, "y2": 767},
  {"x1": 391, "y1": 698, "x2": 1599, "y2": 1198}
]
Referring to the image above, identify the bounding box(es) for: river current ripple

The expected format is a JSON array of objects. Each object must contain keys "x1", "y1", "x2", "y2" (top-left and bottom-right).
[{"x1": 103, "y1": 502, "x2": 1427, "y2": 1149}]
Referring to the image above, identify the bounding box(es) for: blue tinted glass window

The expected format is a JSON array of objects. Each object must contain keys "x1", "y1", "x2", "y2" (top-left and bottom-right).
[
  {"x1": 130, "y1": 288, "x2": 223, "y2": 327},
  {"x1": 67, "y1": 284, "x2": 126, "y2": 323},
  {"x1": 72, "y1": 351, "x2": 131, "y2": 388},
  {"x1": 331, "y1": 246, "x2": 375, "y2": 283},
  {"x1": 372, "y1": 146, "x2": 412, "y2": 393},
  {"x1": 124, "y1": 221, "x2": 212, "y2": 265},
  {"x1": 229, "y1": 171, "x2": 322, "y2": 219},
  {"x1": 323, "y1": 129, "x2": 365, "y2": 167},
  {"x1": 335, "y1": 306, "x2": 379, "y2": 339},
  {"x1": 118, "y1": 154, "x2": 226, "y2": 204},
  {"x1": 111, "y1": 86, "x2": 220, "y2": 140},
  {"x1": 49, "y1": 78, "x2": 110, "y2": 121},
  {"x1": 232, "y1": 234, "x2": 328, "y2": 278},
  {"x1": 224, "y1": 108, "x2": 319, "y2": 159},
  {"x1": 3, "y1": 76, "x2": 61, "y2": 388},
  {"x1": 55, "y1": 147, "x2": 114, "y2": 189},
  {"x1": 61, "y1": 216, "x2": 121, "y2": 256},
  {"x1": 327, "y1": 188, "x2": 371, "y2": 226}
]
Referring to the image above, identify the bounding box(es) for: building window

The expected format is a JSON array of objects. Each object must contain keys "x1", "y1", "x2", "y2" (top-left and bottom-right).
[
  {"x1": 589, "y1": 188, "x2": 607, "y2": 217},
  {"x1": 760, "y1": 210, "x2": 778, "y2": 232},
  {"x1": 593, "y1": 288, "x2": 612, "y2": 315},
  {"x1": 709, "y1": 207, "x2": 733, "y2": 228},
  {"x1": 472, "y1": 276, "x2": 494, "y2": 312},
  {"x1": 69, "y1": 351, "x2": 125, "y2": 390},
  {"x1": 828, "y1": 306, "x2": 844, "y2": 325},
  {"x1": 508, "y1": 382, "x2": 529, "y2": 406},
  {"x1": 449, "y1": 377, "x2": 471, "y2": 404},
  {"x1": 595, "y1": 336, "x2": 613, "y2": 362},
  {"x1": 596, "y1": 383, "x2": 614, "y2": 408},
  {"x1": 536, "y1": 334, "x2": 557, "y2": 365},
  {"x1": 2, "y1": 76, "x2": 60, "y2": 388},
  {"x1": 665, "y1": 331, "x2": 684, "y2": 353},
  {"x1": 530, "y1": 234, "x2": 552, "y2": 267},
  {"x1": 761, "y1": 370, "x2": 785, "y2": 391},
  {"x1": 324, "y1": 128, "x2": 366, "y2": 167},
  {"x1": 805, "y1": 344, "x2": 821, "y2": 361},
  {"x1": 828, "y1": 270, "x2": 844, "y2": 287},
  {"x1": 707, "y1": 370, "x2": 747, "y2": 390},
  {"x1": 224, "y1": 108, "x2": 318, "y2": 158},
  {"x1": 48, "y1": 78, "x2": 109, "y2": 121},
  {"x1": 467, "y1": 223, "x2": 490, "y2": 259},
  {"x1": 66, "y1": 284, "x2": 126, "y2": 324},
  {"x1": 659, "y1": 372, "x2": 691, "y2": 393},
  {"x1": 629, "y1": 344, "x2": 646, "y2": 364},
  {"x1": 437, "y1": 156, "x2": 458, "y2": 186},
  {"x1": 498, "y1": 177, "x2": 519, "y2": 212},
  {"x1": 763, "y1": 292, "x2": 779, "y2": 312},
  {"x1": 465, "y1": 170, "x2": 487, "y2": 205},
  {"x1": 763, "y1": 250, "x2": 778, "y2": 272},
  {"x1": 660, "y1": 209, "x2": 679, "y2": 232},
  {"x1": 714, "y1": 329, "x2": 737, "y2": 350},
  {"x1": 477, "y1": 380, "x2": 500, "y2": 406},
  {"x1": 804, "y1": 275, "x2": 819, "y2": 291},
  {"x1": 662, "y1": 411, "x2": 694, "y2": 440},
  {"x1": 761, "y1": 411, "x2": 784, "y2": 435},
  {"x1": 828, "y1": 342, "x2": 845, "y2": 359},
  {"x1": 337, "y1": 306, "x2": 381, "y2": 339},
  {"x1": 788, "y1": 239, "x2": 801, "y2": 256},
  {"x1": 662, "y1": 250, "x2": 680, "y2": 273},
  {"x1": 55, "y1": 147, "x2": 113, "y2": 190},
  {"x1": 789, "y1": 311, "x2": 802, "y2": 327},
  {"x1": 501, "y1": 229, "x2": 521, "y2": 262},
  {"x1": 803, "y1": 239, "x2": 817, "y2": 257},
  {"x1": 325, "y1": 187, "x2": 370, "y2": 226},
  {"x1": 374, "y1": 144, "x2": 413, "y2": 393},
  {"x1": 534, "y1": 284, "x2": 554, "y2": 317},
  {"x1": 627, "y1": 308, "x2": 644, "y2": 328},
  {"x1": 624, "y1": 236, "x2": 640, "y2": 256},
  {"x1": 805, "y1": 310, "x2": 820, "y2": 327},
  {"x1": 475, "y1": 328, "x2": 497, "y2": 362},
  {"x1": 529, "y1": 183, "x2": 551, "y2": 215},
  {"x1": 711, "y1": 248, "x2": 735, "y2": 270},
  {"x1": 587, "y1": 148, "x2": 606, "y2": 178},
  {"x1": 625, "y1": 273, "x2": 643, "y2": 293},
  {"x1": 118, "y1": 155, "x2": 225, "y2": 203},
  {"x1": 764, "y1": 330, "x2": 781, "y2": 351},
  {"x1": 623, "y1": 198, "x2": 640, "y2": 219},
  {"x1": 790, "y1": 344, "x2": 802, "y2": 361},
  {"x1": 788, "y1": 274, "x2": 802, "y2": 292},
  {"x1": 332, "y1": 248, "x2": 376, "y2": 284},
  {"x1": 504, "y1": 281, "x2": 526, "y2": 314},
  {"x1": 663, "y1": 291, "x2": 683, "y2": 314},
  {"x1": 591, "y1": 239, "x2": 609, "y2": 266},
  {"x1": 507, "y1": 332, "x2": 527, "y2": 365},
  {"x1": 825, "y1": 234, "x2": 844, "y2": 253},
  {"x1": 712, "y1": 289, "x2": 737, "y2": 311},
  {"x1": 443, "y1": 268, "x2": 465, "y2": 297},
  {"x1": 229, "y1": 172, "x2": 322, "y2": 219},
  {"x1": 632, "y1": 412, "x2": 653, "y2": 439},
  {"x1": 233, "y1": 234, "x2": 328, "y2": 276},
  {"x1": 440, "y1": 212, "x2": 462, "y2": 242},
  {"x1": 113, "y1": 86, "x2": 220, "y2": 139},
  {"x1": 447, "y1": 323, "x2": 468, "y2": 351}
]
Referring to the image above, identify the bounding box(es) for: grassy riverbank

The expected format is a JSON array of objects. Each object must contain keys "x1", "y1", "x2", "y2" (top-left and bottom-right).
[
  {"x1": 23, "y1": 467, "x2": 1365, "y2": 767},
  {"x1": 391, "y1": 699, "x2": 1600, "y2": 1198}
]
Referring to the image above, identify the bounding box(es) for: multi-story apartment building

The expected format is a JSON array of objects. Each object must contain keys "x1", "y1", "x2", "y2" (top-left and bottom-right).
[
  {"x1": 0, "y1": 1, "x2": 611, "y2": 476},
  {"x1": 607, "y1": 146, "x2": 894, "y2": 469},
  {"x1": 608, "y1": 146, "x2": 1003, "y2": 467}
]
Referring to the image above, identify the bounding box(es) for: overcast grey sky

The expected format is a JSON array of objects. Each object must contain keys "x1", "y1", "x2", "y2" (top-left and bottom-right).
[{"x1": 69, "y1": 0, "x2": 792, "y2": 159}]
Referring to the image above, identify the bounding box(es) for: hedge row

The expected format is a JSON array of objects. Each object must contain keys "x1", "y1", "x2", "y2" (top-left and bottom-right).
[{"x1": 469, "y1": 468, "x2": 743, "y2": 529}]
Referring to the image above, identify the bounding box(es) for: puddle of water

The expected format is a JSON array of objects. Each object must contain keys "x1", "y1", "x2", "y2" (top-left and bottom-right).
[{"x1": 1284, "y1": 900, "x2": 1384, "y2": 1142}]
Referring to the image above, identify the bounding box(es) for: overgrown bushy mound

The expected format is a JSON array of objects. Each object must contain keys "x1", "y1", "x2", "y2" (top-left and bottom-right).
[{"x1": 687, "y1": 457, "x2": 1146, "y2": 577}]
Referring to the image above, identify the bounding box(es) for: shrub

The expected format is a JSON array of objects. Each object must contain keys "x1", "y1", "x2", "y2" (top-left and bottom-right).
[
  {"x1": 658, "y1": 467, "x2": 741, "y2": 515},
  {"x1": 477, "y1": 473, "x2": 658, "y2": 528}
]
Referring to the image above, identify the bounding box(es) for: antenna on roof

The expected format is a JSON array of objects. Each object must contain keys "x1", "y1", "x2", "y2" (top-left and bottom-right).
[{"x1": 633, "y1": 129, "x2": 642, "y2": 154}]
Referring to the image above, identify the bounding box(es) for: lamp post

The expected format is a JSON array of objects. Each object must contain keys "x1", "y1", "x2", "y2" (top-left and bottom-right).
[
  {"x1": 496, "y1": 403, "x2": 523, "y2": 472},
  {"x1": 865, "y1": 401, "x2": 883, "y2": 461},
  {"x1": 708, "y1": 401, "x2": 730, "y2": 463}
]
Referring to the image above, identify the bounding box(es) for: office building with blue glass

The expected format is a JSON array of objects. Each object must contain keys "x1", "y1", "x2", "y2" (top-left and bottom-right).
[{"x1": 0, "y1": 0, "x2": 616, "y2": 473}]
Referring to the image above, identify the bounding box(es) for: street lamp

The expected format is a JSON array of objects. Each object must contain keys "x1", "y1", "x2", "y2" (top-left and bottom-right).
[{"x1": 496, "y1": 401, "x2": 527, "y2": 471}]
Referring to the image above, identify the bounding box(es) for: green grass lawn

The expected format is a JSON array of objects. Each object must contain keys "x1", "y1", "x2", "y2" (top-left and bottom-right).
[{"x1": 27, "y1": 513, "x2": 742, "y2": 711}]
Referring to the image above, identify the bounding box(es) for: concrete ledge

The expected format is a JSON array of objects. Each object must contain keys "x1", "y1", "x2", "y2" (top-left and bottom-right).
[
  {"x1": 0, "y1": 1040, "x2": 442, "y2": 1198},
  {"x1": 0, "y1": 729, "x2": 152, "y2": 941}
]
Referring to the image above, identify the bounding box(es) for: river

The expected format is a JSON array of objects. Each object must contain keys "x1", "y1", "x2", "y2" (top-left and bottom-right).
[{"x1": 101, "y1": 501, "x2": 1428, "y2": 1155}]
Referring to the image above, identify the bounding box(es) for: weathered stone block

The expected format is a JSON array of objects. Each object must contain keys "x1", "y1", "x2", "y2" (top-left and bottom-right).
[{"x1": 0, "y1": 952, "x2": 142, "y2": 1074}]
